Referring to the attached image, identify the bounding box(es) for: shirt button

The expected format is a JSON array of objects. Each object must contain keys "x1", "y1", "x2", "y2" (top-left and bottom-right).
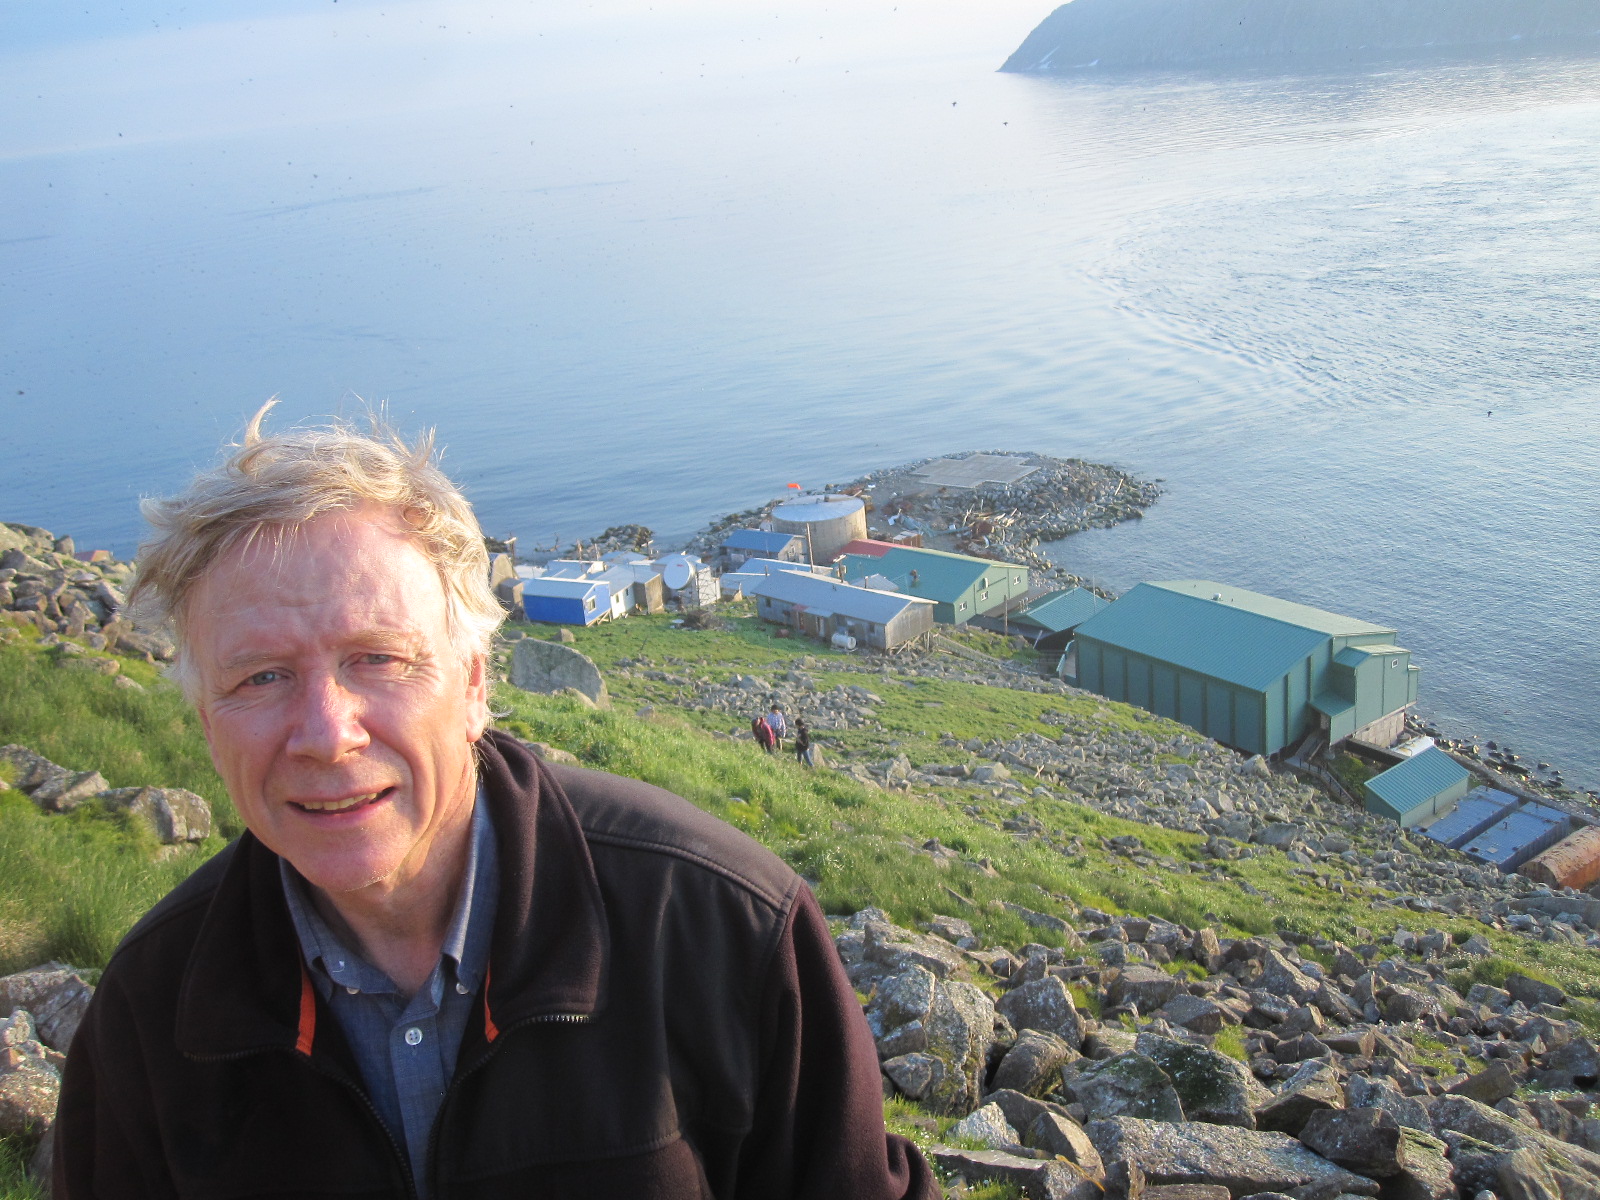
[
  {"x1": 404, "y1": 1027, "x2": 423, "y2": 1046},
  {"x1": 345, "y1": 986, "x2": 360, "y2": 995},
  {"x1": 455, "y1": 981, "x2": 470, "y2": 995}
]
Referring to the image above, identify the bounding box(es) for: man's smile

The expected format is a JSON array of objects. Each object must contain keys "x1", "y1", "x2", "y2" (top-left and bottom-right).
[{"x1": 289, "y1": 786, "x2": 396, "y2": 815}]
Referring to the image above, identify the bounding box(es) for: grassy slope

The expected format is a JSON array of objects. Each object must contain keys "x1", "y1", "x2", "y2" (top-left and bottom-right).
[{"x1": 3, "y1": 610, "x2": 1599, "y2": 1196}]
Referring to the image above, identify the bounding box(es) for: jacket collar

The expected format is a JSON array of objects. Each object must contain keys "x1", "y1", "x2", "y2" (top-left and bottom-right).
[{"x1": 175, "y1": 730, "x2": 610, "y2": 1059}]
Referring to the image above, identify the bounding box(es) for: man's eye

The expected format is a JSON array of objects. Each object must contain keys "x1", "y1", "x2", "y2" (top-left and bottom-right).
[
  {"x1": 361, "y1": 654, "x2": 397, "y2": 665},
  {"x1": 245, "y1": 670, "x2": 283, "y2": 686}
]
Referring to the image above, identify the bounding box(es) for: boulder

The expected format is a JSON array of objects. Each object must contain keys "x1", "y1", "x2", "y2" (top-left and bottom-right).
[
  {"x1": 992, "y1": 1028, "x2": 1078, "y2": 1097},
  {"x1": 1534, "y1": 1038, "x2": 1600, "y2": 1092},
  {"x1": 1136, "y1": 1033, "x2": 1271, "y2": 1129},
  {"x1": 28, "y1": 769, "x2": 109, "y2": 812},
  {"x1": 96, "y1": 786, "x2": 213, "y2": 843},
  {"x1": 860, "y1": 918, "x2": 967, "y2": 981},
  {"x1": 1086, "y1": 1116, "x2": 1380, "y2": 1200},
  {"x1": 1503, "y1": 975, "x2": 1565, "y2": 1010},
  {"x1": 0, "y1": 964, "x2": 95, "y2": 1051},
  {"x1": 1494, "y1": 1146, "x2": 1565, "y2": 1200},
  {"x1": 949, "y1": 1102, "x2": 1022, "y2": 1152},
  {"x1": 1107, "y1": 965, "x2": 1183, "y2": 1014},
  {"x1": 1389, "y1": 1128, "x2": 1456, "y2": 1200},
  {"x1": 882, "y1": 1052, "x2": 941, "y2": 1101},
  {"x1": 1160, "y1": 993, "x2": 1232, "y2": 1035},
  {"x1": 1255, "y1": 1060, "x2": 1345, "y2": 1136},
  {"x1": 1071, "y1": 1052, "x2": 1186, "y2": 1123},
  {"x1": 1448, "y1": 1062, "x2": 1520, "y2": 1107},
  {"x1": 1344, "y1": 1075, "x2": 1430, "y2": 1132},
  {"x1": 1258, "y1": 951, "x2": 1320, "y2": 1005},
  {"x1": 508, "y1": 639, "x2": 610, "y2": 706},
  {"x1": 1429, "y1": 1095, "x2": 1600, "y2": 1199},
  {"x1": 998, "y1": 976, "x2": 1086, "y2": 1048},
  {"x1": 1028, "y1": 1111, "x2": 1105, "y2": 1176},
  {"x1": 930, "y1": 1147, "x2": 1100, "y2": 1200},
  {"x1": 1297, "y1": 1108, "x2": 1405, "y2": 1178},
  {"x1": 0, "y1": 1011, "x2": 60, "y2": 1142}
]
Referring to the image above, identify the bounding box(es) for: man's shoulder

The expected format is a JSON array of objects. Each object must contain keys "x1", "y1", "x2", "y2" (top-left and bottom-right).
[{"x1": 543, "y1": 761, "x2": 800, "y2": 914}]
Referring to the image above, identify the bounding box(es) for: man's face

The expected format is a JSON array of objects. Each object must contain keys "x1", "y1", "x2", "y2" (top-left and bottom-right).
[{"x1": 187, "y1": 505, "x2": 488, "y2": 899}]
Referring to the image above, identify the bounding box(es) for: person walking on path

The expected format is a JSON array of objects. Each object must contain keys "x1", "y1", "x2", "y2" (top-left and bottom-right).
[
  {"x1": 752, "y1": 713, "x2": 777, "y2": 753},
  {"x1": 793, "y1": 718, "x2": 814, "y2": 768},
  {"x1": 765, "y1": 703, "x2": 788, "y2": 753}
]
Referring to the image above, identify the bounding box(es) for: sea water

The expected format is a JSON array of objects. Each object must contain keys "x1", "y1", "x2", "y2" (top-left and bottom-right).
[{"x1": 2, "y1": 2, "x2": 1597, "y2": 785}]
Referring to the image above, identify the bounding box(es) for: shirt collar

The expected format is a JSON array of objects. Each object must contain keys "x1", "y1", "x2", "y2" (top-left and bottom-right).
[{"x1": 279, "y1": 787, "x2": 498, "y2": 998}]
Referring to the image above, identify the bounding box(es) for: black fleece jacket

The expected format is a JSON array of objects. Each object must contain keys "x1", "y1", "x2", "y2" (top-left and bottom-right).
[{"x1": 55, "y1": 731, "x2": 937, "y2": 1199}]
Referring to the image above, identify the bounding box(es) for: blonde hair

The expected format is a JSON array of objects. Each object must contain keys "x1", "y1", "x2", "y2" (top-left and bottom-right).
[{"x1": 133, "y1": 401, "x2": 503, "y2": 694}]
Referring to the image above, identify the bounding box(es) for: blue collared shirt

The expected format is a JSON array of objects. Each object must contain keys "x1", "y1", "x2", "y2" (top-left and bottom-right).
[{"x1": 281, "y1": 794, "x2": 499, "y2": 1197}]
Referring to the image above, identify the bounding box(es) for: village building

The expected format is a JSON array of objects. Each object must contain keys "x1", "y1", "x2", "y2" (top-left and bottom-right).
[
  {"x1": 717, "y1": 528, "x2": 805, "y2": 570},
  {"x1": 518, "y1": 575, "x2": 614, "y2": 626},
  {"x1": 719, "y1": 557, "x2": 828, "y2": 599},
  {"x1": 834, "y1": 540, "x2": 1029, "y2": 625},
  {"x1": 1008, "y1": 587, "x2": 1109, "y2": 652},
  {"x1": 1361, "y1": 745, "x2": 1472, "y2": 827},
  {"x1": 744, "y1": 570, "x2": 936, "y2": 652},
  {"x1": 1071, "y1": 580, "x2": 1419, "y2": 757}
]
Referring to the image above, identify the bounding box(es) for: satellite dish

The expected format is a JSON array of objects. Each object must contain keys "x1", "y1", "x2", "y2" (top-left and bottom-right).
[{"x1": 663, "y1": 559, "x2": 693, "y2": 591}]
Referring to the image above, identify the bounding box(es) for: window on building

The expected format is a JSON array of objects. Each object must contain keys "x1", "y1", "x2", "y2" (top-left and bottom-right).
[{"x1": 584, "y1": 597, "x2": 595, "y2": 611}]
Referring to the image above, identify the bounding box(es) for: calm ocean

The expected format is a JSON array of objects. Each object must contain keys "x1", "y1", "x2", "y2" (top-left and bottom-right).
[{"x1": 3, "y1": 2, "x2": 1597, "y2": 786}]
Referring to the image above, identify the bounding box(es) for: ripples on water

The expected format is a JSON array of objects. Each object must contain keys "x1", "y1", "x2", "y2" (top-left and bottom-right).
[{"x1": 0, "y1": 5, "x2": 1596, "y2": 784}]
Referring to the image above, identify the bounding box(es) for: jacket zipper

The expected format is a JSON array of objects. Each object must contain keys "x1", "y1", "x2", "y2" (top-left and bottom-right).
[{"x1": 425, "y1": 1012, "x2": 593, "y2": 1198}]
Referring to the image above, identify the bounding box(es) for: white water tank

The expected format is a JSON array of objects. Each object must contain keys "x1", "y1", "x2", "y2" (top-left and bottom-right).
[
  {"x1": 830, "y1": 631, "x2": 857, "y2": 651},
  {"x1": 771, "y1": 494, "x2": 868, "y2": 564}
]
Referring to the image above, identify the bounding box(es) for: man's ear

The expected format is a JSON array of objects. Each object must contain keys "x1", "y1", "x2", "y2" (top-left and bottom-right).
[{"x1": 464, "y1": 653, "x2": 490, "y2": 742}]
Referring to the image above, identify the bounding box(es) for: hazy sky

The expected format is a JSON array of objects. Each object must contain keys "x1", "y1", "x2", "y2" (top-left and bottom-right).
[{"x1": 3, "y1": 1, "x2": 1053, "y2": 162}]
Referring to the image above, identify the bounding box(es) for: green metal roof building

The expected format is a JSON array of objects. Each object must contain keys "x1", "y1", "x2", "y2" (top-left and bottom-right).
[
  {"x1": 835, "y1": 540, "x2": 1028, "y2": 625},
  {"x1": 1363, "y1": 747, "x2": 1472, "y2": 828},
  {"x1": 1011, "y1": 587, "x2": 1110, "y2": 651},
  {"x1": 1071, "y1": 580, "x2": 1419, "y2": 756}
]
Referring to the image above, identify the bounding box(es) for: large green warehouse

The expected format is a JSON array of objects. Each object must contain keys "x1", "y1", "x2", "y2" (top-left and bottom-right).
[{"x1": 1072, "y1": 580, "x2": 1419, "y2": 757}]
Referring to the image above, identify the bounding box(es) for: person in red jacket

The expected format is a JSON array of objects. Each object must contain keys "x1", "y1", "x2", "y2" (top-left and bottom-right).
[{"x1": 54, "y1": 404, "x2": 937, "y2": 1200}]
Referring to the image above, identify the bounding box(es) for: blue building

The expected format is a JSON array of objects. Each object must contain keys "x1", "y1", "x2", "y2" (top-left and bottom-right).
[
  {"x1": 520, "y1": 576, "x2": 612, "y2": 626},
  {"x1": 719, "y1": 529, "x2": 805, "y2": 569}
]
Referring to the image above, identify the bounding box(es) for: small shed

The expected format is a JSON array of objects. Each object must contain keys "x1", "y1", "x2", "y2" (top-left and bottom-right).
[
  {"x1": 1010, "y1": 587, "x2": 1110, "y2": 652},
  {"x1": 745, "y1": 571, "x2": 936, "y2": 651},
  {"x1": 1362, "y1": 746, "x2": 1472, "y2": 827},
  {"x1": 520, "y1": 576, "x2": 612, "y2": 626},
  {"x1": 719, "y1": 529, "x2": 805, "y2": 570}
]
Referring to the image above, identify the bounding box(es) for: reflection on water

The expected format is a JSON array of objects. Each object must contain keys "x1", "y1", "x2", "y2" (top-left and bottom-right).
[{"x1": 1, "y1": 8, "x2": 1597, "y2": 784}]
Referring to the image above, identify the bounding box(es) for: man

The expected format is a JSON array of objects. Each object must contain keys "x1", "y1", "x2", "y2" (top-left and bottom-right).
[{"x1": 55, "y1": 408, "x2": 936, "y2": 1199}]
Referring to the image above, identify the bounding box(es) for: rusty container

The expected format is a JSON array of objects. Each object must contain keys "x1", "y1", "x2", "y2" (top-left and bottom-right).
[{"x1": 1521, "y1": 824, "x2": 1600, "y2": 891}]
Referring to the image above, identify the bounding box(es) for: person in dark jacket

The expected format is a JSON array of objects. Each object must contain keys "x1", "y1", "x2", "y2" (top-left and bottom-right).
[
  {"x1": 793, "y1": 718, "x2": 814, "y2": 768},
  {"x1": 54, "y1": 405, "x2": 937, "y2": 1200}
]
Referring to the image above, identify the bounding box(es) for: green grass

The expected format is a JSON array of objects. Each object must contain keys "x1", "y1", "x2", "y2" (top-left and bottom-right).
[
  {"x1": 0, "y1": 1138, "x2": 42, "y2": 1200},
  {"x1": 883, "y1": 1098, "x2": 1023, "y2": 1199},
  {"x1": 1213, "y1": 1025, "x2": 1249, "y2": 1062},
  {"x1": 1331, "y1": 752, "x2": 1377, "y2": 794}
]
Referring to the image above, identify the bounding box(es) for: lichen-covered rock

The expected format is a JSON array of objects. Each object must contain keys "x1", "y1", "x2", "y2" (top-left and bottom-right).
[
  {"x1": 1344, "y1": 1075, "x2": 1430, "y2": 1133},
  {"x1": 1255, "y1": 1060, "x2": 1345, "y2": 1136},
  {"x1": 1297, "y1": 1108, "x2": 1405, "y2": 1178},
  {"x1": 1071, "y1": 1052, "x2": 1186, "y2": 1123},
  {"x1": 948, "y1": 1102, "x2": 1022, "y2": 1152},
  {"x1": 97, "y1": 786, "x2": 213, "y2": 843},
  {"x1": 0, "y1": 963, "x2": 95, "y2": 1051},
  {"x1": 997, "y1": 976, "x2": 1086, "y2": 1048},
  {"x1": 1086, "y1": 1116, "x2": 1379, "y2": 1200},
  {"x1": 991, "y1": 1027, "x2": 1078, "y2": 1097},
  {"x1": 1137, "y1": 1033, "x2": 1271, "y2": 1129}
]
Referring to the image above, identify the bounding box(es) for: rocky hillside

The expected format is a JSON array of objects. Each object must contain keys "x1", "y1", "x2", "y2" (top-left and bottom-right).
[{"x1": 1002, "y1": 0, "x2": 1600, "y2": 71}]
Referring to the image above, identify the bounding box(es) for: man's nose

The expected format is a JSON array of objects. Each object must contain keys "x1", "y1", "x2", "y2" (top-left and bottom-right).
[{"x1": 285, "y1": 672, "x2": 370, "y2": 761}]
